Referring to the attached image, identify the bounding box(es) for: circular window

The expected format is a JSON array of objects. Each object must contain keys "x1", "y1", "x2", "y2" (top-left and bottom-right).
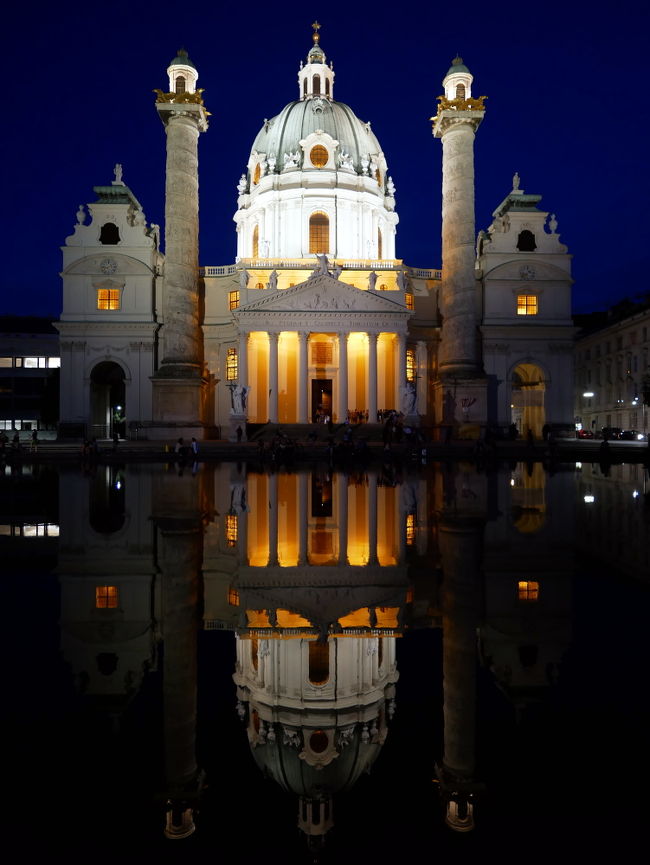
[
  {"x1": 309, "y1": 730, "x2": 329, "y2": 753},
  {"x1": 310, "y1": 145, "x2": 329, "y2": 168}
]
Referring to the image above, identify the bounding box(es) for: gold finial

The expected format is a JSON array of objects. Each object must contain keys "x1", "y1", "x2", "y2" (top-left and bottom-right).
[{"x1": 312, "y1": 20, "x2": 321, "y2": 44}]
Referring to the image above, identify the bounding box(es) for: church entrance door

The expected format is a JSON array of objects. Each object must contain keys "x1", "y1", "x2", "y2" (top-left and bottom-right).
[
  {"x1": 90, "y1": 361, "x2": 126, "y2": 439},
  {"x1": 312, "y1": 379, "x2": 333, "y2": 423},
  {"x1": 511, "y1": 363, "x2": 546, "y2": 438}
]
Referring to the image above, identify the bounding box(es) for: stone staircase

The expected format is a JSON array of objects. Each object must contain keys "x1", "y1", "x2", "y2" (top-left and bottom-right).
[{"x1": 246, "y1": 422, "x2": 387, "y2": 442}]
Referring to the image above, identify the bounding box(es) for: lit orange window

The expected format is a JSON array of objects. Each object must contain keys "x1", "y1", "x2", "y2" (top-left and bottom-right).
[
  {"x1": 309, "y1": 212, "x2": 329, "y2": 253},
  {"x1": 97, "y1": 289, "x2": 121, "y2": 310},
  {"x1": 518, "y1": 580, "x2": 539, "y2": 601},
  {"x1": 229, "y1": 290, "x2": 240, "y2": 310},
  {"x1": 226, "y1": 513, "x2": 238, "y2": 545},
  {"x1": 255, "y1": 282, "x2": 264, "y2": 289},
  {"x1": 379, "y1": 283, "x2": 388, "y2": 291},
  {"x1": 406, "y1": 348, "x2": 416, "y2": 382},
  {"x1": 226, "y1": 348, "x2": 238, "y2": 381},
  {"x1": 310, "y1": 145, "x2": 328, "y2": 167},
  {"x1": 228, "y1": 586, "x2": 240, "y2": 606},
  {"x1": 405, "y1": 293, "x2": 414, "y2": 311},
  {"x1": 96, "y1": 585, "x2": 118, "y2": 608},
  {"x1": 252, "y1": 225, "x2": 259, "y2": 257},
  {"x1": 406, "y1": 512, "x2": 416, "y2": 545},
  {"x1": 253, "y1": 163, "x2": 261, "y2": 185},
  {"x1": 517, "y1": 295, "x2": 538, "y2": 315}
]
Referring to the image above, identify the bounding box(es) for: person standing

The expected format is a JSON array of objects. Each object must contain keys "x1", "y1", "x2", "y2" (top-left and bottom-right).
[{"x1": 31, "y1": 429, "x2": 38, "y2": 452}]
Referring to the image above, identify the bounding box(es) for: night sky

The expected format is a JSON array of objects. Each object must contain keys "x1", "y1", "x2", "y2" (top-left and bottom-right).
[{"x1": 3, "y1": 1, "x2": 648, "y2": 317}]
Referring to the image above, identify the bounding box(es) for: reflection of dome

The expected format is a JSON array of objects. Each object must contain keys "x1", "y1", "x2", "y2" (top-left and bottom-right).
[
  {"x1": 250, "y1": 100, "x2": 384, "y2": 176},
  {"x1": 250, "y1": 723, "x2": 383, "y2": 797}
]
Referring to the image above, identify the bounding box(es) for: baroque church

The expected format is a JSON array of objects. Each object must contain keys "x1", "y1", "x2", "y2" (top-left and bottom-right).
[{"x1": 56, "y1": 25, "x2": 574, "y2": 441}]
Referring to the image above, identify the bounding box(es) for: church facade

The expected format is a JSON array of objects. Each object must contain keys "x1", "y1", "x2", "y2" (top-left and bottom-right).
[{"x1": 57, "y1": 29, "x2": 575, "y2": 440}]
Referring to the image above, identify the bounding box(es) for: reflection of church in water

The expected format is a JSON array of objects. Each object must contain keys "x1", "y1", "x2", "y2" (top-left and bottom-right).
[
  {"x1": 52, "y1": 459, "x2": 574, "y2": 848},
  {"x1": 57, "y1": 25, "x2": 574, "y2": 442}
]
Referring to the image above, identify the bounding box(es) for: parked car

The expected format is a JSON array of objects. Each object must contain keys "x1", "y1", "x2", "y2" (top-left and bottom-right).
[
  {"x1": 600, "y1": 427, "x2": 622, "y2": 440},
  {"x1": 576, "y1": 428, "x2": 594, "y2": 439},
  {"x1": 619, "y1": 429, "x2": 647, "y2": 441}
]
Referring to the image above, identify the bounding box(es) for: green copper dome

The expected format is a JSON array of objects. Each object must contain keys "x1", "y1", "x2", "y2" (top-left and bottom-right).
[
  {"x1": 169, "y1": 48, "x2": 196, "y2": 69},
  {"x1": 250, "y1": 99, "x2": 383, "y2": 174},
  {"x1": 445, "y1": 55, "x2": 470, "y2": 77}
]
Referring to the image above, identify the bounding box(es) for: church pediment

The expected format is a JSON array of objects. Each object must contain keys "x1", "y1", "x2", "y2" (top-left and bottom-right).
[
  {"x1": 483, "y1": 259, "x2": 571, "y2": 283},
  {"x1": 238, "y1": 273, "x2": 410, "y2": 315},
  {"x1": 63, "y1": 253, "x2": 155, "y2": 277}
]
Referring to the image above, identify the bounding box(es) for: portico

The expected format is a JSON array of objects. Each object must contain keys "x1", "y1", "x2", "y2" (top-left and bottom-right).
[{"x1": 232, "y1": 273, "x2": 412, "y2": 423}]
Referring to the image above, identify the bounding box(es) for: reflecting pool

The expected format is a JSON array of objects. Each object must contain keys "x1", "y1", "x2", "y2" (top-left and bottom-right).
[{"x1": 3, "y1": 459, "x2": 649, "y2": 861}]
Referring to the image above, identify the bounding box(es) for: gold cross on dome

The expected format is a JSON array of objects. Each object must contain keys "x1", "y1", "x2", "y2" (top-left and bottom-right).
[{"x1": 312, "y1": 21, "x2": 321, "y2": 42}]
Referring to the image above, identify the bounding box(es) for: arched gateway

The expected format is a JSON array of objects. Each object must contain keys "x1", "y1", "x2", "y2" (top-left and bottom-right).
[{"x1": 90, "y1": 361, "x2": 126, "y2": 439}]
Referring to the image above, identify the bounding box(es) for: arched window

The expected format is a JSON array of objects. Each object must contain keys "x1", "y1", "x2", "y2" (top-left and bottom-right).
[
  {"x1": 309, "y1": 212, "x2": 329, "y2": 253},
  {"x1": 313, "y1": 75, "x2": 321, "y2": 95},
  {"x1": 308, "y1": 640, "x2": 329, "y2": 685},
  {"x1": 252, "y1": 225, "x2": 259, "y2": 258},
  {"x1": 517, "y1": 230, "x2": 537, "y2": 251},
  {"x1": 253, "y1": 163, "x2": 261, "y2": 186},
  {"x1": 378, "y1": 228, "x2": 383, "y2": 259},
  {"x1": 375, "y1": 168, "x2": 382, "y2": 185},
  {"x1": 456, "y1": 83, "x2": 466, "y2": 99},
  {"x1": 175, "y1": 75, "x2": 186, "y2": 94},
  {"x1": 310, "y1": 145, "x2": 328, "y2": 167},
  {"x1": 325, "y1": 79, "x2": 330, "y2": 97},
  {"x1": 99, "y1": 222, "x2": 120, "y2": 245},
  {"x1": 303, "y1": 78, "x2": 308, "y2": 97}
]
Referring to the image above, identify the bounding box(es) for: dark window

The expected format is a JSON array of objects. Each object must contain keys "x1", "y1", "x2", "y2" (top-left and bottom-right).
[
  {"x1": 313, "y1": 75, "x2": 320, "y2": 96},
  {"x1": 175, "y1": 76, "x2": 186, "y2": 94},
  {"x1": 456, "y1": 83, "x2": 466, "y2": 99},
  {"x1": 99, "y1": 222, "x2": 120, "y2": 245},
  {"x1": 516, "y1": 230, "x2": 536, "y2": 251}
]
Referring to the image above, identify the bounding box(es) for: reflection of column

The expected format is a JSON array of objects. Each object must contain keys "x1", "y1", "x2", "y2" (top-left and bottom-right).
[
  {"x1": 338, "y1": 333, "x2": 348, "y2": 423},
  {"x1": 269, "y1": 332, "x2": 279, "y2": 423},
  {"x1": 298, "y1": 473, "x2": 308, "y2": 565},
  {"x1": 268, "y1": 473, "x2": 278, "y2": 566},
  {"x1": 154, "y1": 476, "x2": 205, "y2": 839},
  {"x1": 239, "y1": 331, "x2": 249, "y2": 387},
  {"x1": 416, "y1": 340, "x2": 427, "y2": 415},
  {"x1": 338, "y1": 475, "x2": 348, "y2": 565},
  {"x1": 298, "y1": 331, "x2": 308, "y2": 424},
  {"x1": 368, "y1": 472, "x2": 378, "y2": 565},
  {"x1": 438, "y1": 515, "x2": 484, "y2": 832},
  {"x1": 395, "y1": 332, "x2": 406, "y2": 402},
  {"x1": 368, "y1": 333, "x2": 378, "y2": 421}
]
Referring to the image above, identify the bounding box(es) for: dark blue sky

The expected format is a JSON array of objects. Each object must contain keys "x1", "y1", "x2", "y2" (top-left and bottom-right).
[{"x1": 3, "y1": 1, "x2": 648, "y2": 317}]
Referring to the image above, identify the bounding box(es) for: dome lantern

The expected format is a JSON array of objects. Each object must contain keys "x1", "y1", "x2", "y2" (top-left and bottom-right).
[{"x1": 298, "y1": 21, "x2": 335, "y2": 101}]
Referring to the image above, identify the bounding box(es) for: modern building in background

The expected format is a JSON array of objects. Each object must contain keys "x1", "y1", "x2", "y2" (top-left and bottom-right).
[
  {"x1": 54, "y1": 29, "x2": 576, "y2": 440},
  {"x1": 0, "y1": 317, "x2": 60, "y2": 435},
  {"x1": 574, "y1": 298, "x2": 650, "y2": 436}
]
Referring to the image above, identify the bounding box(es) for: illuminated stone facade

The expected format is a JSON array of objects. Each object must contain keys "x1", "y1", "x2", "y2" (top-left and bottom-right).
[{"x1": 57, "y1": 33, "x2": 575, "y2": 438}]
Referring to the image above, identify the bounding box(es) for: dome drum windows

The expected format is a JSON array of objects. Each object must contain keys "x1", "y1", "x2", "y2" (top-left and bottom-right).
[{"x1": 309, "y1": 212, "x2": 330, "y2": 254}]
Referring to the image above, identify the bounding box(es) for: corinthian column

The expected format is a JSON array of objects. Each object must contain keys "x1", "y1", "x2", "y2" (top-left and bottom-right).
[{"x1": 151, "y1": 51, "x2": 210, "y2": 439}]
